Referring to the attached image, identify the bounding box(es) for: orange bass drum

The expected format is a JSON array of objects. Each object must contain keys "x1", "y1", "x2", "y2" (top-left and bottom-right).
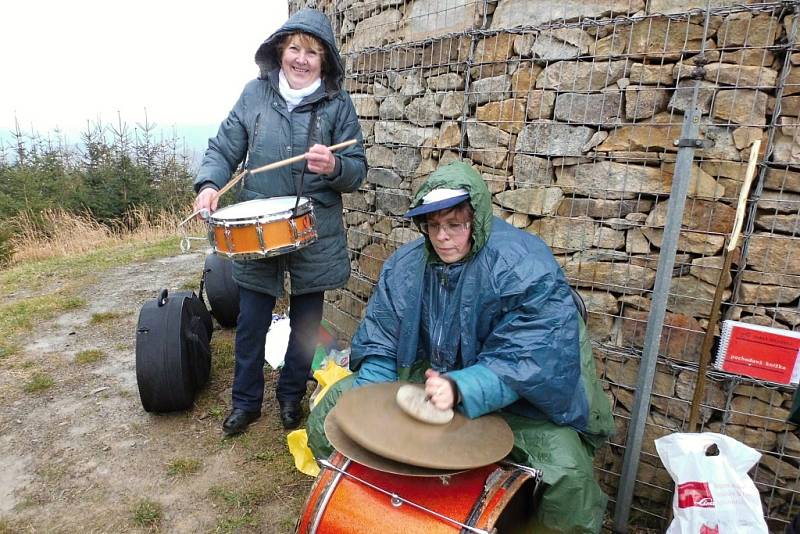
[{"x1": 295, "y1": 452, "x2": 540, "y2": 534}]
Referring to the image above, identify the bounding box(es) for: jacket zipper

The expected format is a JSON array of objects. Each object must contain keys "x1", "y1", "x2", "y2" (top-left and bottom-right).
[
  {"x1": 432, "y1": 264, "x2": 449, "y2": 370},
  {"x1": 248, "y1": 113, "x2": 262, "y2": 160}
]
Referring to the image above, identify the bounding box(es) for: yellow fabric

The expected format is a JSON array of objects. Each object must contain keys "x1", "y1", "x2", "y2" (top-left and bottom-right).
[
  {"x1": 287, "y1": 429, "x2": 320, "y2": 477},
  {"x1": 287, "y1": 362, "x2": 352, "y2": 478},
  {"x1": 309, "y1": 361, "x2": 352, "y2": 409}
]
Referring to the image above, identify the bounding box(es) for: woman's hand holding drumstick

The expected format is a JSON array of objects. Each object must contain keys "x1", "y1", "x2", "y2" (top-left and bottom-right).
[
  {"x1": 193, "y1": 187, "x2": 219, "y2": 216},
  {"x1": 189, "y1": 139, "x2": 356, "y2": 222},
  {"x1": 305, "y1": 144, "x2": 337, "y2": 175}
]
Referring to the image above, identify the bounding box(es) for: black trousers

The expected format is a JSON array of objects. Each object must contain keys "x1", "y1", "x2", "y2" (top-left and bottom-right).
[{"x1": 232, "y1": 286, "x2": 324, "y2": 412}]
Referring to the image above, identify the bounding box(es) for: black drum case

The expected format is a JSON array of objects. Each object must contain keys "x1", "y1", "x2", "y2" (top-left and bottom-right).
[
  {"x1": 135, "y1": 289, "x2": 213, "y2": 412},
  {"x1": 203, "y1": 253, "x2": 239, "y2": 328}
]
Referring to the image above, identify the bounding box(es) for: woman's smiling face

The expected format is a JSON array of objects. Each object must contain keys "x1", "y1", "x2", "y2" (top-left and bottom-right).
[{"x1": 281, "y1": 35, "x2": 323, "y2": 89}]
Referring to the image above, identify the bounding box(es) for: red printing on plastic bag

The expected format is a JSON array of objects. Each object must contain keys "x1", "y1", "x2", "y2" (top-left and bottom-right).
[
  {"x1": 699, "y1": 524, "x2": 720, "y2": 534},
  {"x1": 677, "y1": 481, "x2": 715, "y2": 509}
]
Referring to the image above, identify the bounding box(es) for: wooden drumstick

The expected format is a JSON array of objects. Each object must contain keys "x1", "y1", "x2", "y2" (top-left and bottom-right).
[{"x1": 214, "y1": 139, "x2": 357, "y2": 199}]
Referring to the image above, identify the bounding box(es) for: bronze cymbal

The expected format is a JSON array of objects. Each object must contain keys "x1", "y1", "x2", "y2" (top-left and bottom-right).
[
  {"x1": 324, "y1": 405, "x2": 464, "y2": 477},
  {"x1": 333, "y1": 381, "x2": 514, "y2": 470}
]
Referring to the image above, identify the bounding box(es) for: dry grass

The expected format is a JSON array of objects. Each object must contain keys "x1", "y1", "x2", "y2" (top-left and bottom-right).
[
  {"x1": 0, "y1": 293, "x2": 85, "y2": 360},
  {"x1": 0, "y1": 208, "x2": 201, "y2": 365},
  {"x1": 166, "y1": 457, "x2": 202, "y2": 478},
  {"x1": 131, "y1": 499, "x2": 162, "y2": 529},
  {"x1": 9, "y1": 207, "x2": 205, "y2": 265},
  {"x1": 23, "y1": 372, "x2": 54, "y2": 394},
  {"x1": 75, "y1": 349, "x2": 106, "y2": 365},
  {"x1": 90, "y1": 311, "x2": 124, "y2": 325}
]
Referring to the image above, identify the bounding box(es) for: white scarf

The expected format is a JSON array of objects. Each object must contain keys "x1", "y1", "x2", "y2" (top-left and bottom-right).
[{"x1": 278, "y1": 70, "x2": 321, "y2": 112}]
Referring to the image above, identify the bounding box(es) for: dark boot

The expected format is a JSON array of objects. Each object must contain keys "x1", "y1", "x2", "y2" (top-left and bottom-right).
[
  {"x1": 279, "y1": 400, "x2": 303, "y2": 430},
  {"x1": 222, "y1": 408, "x2": 261, "y2": 436}
]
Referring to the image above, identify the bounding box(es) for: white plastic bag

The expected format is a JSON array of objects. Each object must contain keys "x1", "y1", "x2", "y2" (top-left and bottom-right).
[
  {"x1": 264, "y1": 313, "x2": 290, "y2": 369},
  {"x1": 655, "y1": 432, "x2": 768, "y2": 534}
]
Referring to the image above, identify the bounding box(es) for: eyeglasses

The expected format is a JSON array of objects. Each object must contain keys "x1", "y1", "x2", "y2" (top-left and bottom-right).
[{"x1": 419, "y1": 221, "x2": 471, "y2": 236}]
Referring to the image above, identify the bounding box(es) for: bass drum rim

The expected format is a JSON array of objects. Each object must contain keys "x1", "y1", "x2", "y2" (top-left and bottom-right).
[
  {"x1": 295, "y1": 452, "x2": 540, "y2": 534},
  {"x1": 203, "y1": 253, "x2": 239, "y2": 328}
]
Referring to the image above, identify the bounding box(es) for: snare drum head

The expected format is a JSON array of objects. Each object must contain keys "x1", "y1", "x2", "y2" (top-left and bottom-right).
[{"x1": 211, "y1": 196, "x2": 310, "y2": 221}]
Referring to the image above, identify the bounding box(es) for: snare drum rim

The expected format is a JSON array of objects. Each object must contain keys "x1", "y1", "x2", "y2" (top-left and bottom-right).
[
  {"x1": 213, "y1": 236, "x2": 318, "y2": 261},
  {"x1": 209, "y1": 197, "x2": 313, "y2": 226}
]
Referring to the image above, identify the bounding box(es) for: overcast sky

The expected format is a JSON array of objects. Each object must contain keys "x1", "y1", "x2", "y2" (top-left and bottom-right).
[{"x1": 0, "y1": 0, "x2": 288, "y2": 150}]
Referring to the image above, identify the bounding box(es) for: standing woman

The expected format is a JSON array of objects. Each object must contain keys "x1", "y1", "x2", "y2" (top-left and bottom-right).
[{"x1": 193, "y1": 9, "x2": 366, "y2": 435}]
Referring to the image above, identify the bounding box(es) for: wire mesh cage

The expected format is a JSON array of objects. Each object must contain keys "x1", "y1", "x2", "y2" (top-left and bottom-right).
[{"x1": 288, "y1": 0, "x2": 800, "y2": 530}]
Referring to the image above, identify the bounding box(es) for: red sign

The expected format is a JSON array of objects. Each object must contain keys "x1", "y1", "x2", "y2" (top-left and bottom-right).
[{"x1": 677, "y1": 481, "x2": 715, "y2": 509}]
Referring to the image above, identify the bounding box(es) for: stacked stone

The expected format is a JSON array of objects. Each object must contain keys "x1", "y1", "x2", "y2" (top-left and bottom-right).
[
  {"x1": 725, "y1": 53, "x2": 800, "y2": 333},
  {"x1": 291, "y1": 0, "x2": 800, "y2": 528}
]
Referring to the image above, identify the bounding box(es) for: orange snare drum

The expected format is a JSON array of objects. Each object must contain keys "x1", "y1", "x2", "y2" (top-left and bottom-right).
[
  {"x1": 296, "y1": 452, "x2": 539, "y2": 534},
  {"x1": 206, "y1": 197, "x2": 317, "y2": 259}
]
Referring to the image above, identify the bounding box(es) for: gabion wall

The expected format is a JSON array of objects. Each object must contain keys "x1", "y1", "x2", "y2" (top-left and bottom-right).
[{"x1": 289, "y1": 0, "x2": 800, "y2": 530}]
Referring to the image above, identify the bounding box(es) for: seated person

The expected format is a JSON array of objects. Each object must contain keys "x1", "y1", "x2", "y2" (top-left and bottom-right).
[{"x1": 308, "y1": 161, "x2": 614, "y2": 533}]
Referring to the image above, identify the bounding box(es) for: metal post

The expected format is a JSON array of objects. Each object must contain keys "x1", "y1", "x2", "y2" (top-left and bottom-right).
[
  {"x1": 612, "y1": 103, "x2": 703, "y2": 532},
  {"x1": 611, "y1": 3, "x2": 718, "y2": 527}
]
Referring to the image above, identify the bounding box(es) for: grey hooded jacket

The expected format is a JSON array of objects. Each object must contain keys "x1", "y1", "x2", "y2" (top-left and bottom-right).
[{"x1": 194, "y1": 9, "x2": 366, "y2": 296}]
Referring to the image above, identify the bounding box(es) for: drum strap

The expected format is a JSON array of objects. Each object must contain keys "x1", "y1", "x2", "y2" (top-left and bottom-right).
[{"x1": 294, "y1": 104, "x2": 321, "y2": 216}]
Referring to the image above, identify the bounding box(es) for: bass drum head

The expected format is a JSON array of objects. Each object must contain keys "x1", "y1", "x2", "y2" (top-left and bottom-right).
[{"x1": 203, "y1": 253, "x2": 239, "y2": 328}]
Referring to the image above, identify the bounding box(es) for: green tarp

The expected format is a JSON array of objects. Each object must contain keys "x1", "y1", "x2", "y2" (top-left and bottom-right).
[{"x1": 307, "y1": 369, "x2": 608, "y2": 533}]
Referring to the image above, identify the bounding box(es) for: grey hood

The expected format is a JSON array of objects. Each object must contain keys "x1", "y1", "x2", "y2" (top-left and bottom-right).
[{"x1": 254, "y1": 9, "x2": 344, "y2": 90}]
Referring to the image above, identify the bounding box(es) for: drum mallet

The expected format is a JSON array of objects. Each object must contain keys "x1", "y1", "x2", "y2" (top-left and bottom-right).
[
  {"x1": 686, "y1": 139, "x2": 760, "y2": 433},
  {"x1": 179, "y1": 138, "x2": 358, "y2": 227}
]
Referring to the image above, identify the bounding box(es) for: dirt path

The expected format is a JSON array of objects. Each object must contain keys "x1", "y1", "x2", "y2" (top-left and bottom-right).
[{"x1": 0, "y1": 251, "x2": 312, "y2": 533}]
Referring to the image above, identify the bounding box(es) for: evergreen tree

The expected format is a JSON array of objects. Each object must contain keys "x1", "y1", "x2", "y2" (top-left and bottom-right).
[{"x1": 0, "y1": 116, "x2": 197, "y2": 263}]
